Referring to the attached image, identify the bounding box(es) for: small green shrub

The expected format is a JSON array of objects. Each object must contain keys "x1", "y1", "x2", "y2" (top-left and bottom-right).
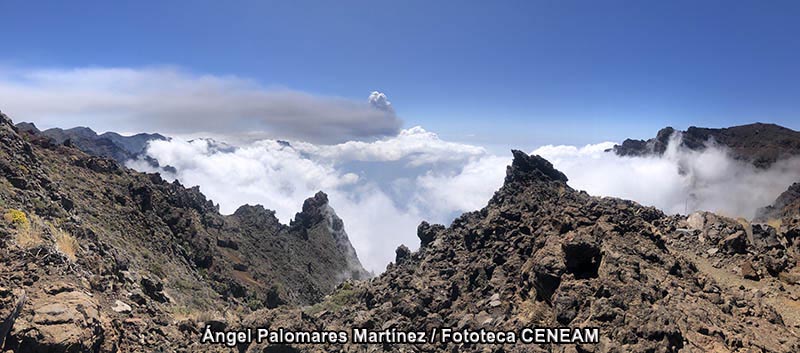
[{"x1": 305, "y1": 282, "x2": 358, "y2": 315}]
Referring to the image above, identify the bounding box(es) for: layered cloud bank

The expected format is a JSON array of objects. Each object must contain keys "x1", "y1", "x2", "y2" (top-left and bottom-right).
[
  {"x1": 129, "y1": 127, "x2": 800, "y2": 272},
  {"x1": 128, "y1": 127, "x2": 506, "y2": 272},
  {"x1": 0, "y1": 67, "x2": 401, "y2": 144}
]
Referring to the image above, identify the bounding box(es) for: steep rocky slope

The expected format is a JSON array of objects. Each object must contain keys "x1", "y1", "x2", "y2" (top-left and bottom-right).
[
  {"x1": 611, "y1": 123, "x2": 800, "y2": 167},
  {"x1": 0, "y1": 111, "x2": 367, "y2": 352},
  {"x1": 239, "y1": 151, "x2": 800, "y2": 352}
]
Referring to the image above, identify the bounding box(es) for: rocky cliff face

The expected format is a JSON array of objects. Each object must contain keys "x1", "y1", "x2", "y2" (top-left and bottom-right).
[
  {"x1": 0, "y1": 111, "x2": 367, "y2": 352},
  {"x1": 755, "y1": 182, "x2": 800, "y2": 260},
  {"x1": 611, "y1": 123, "x2": 800, "y2": 167}
]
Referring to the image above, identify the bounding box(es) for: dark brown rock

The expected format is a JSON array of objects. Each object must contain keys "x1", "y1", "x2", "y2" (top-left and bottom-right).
[{"x1": 741, "y1": 260, "x2": 760, "y2": 281}]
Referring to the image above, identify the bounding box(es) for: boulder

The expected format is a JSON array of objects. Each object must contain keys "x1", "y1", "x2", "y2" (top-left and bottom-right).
[
  {"x1": 720, "y1": 231, "x2": 748, "y2": 254},
  {"x1": 741, "y1": 261, "x2": 760, "y2": 281},
  {"x1": 111, "y1": 300, "x2": 132, "y2": 314},
  {"x1": 13, "y1": 291, "x2": 104, "y2": 352}
]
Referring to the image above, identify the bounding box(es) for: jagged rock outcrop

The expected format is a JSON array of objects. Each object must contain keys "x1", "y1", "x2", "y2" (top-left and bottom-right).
[
  {"x1": 239, "y1": 150, "x2": 800, "y2": 352},
  {"x1": 223, "y1": 193, "x2": 370, "y2": 306},
  {"x1": 0, "y1": 110, "x2": 367, "y2": 352},
  {"x1": 611, "y1": 123, "x2": 800, "y2": 167}
]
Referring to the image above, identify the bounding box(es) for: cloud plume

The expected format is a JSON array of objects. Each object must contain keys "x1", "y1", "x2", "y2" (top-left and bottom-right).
[{"x1": 0, "y1": 66, "x2": 402, "y2": 144}]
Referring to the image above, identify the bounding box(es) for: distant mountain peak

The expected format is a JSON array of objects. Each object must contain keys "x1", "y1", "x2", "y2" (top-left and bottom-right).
[{"x1": 15, "y1": 122, "x2": 167, "y2": 164}]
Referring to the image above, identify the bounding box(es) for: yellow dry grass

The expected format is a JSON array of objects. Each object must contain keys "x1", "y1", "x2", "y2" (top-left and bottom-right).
[
  {"x1": 50, "y1": 224, "x2": 79, "y2": 262},
  {"x1": 766, "y1": 218, "x2": 782, "y2": 229}
]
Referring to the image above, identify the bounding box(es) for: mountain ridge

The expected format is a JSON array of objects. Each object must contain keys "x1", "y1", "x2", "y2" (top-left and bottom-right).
[
  {"x1": 610, "y1": 123, "x2": 800, "y2": 168},
  {"x1": 15, "y1": 122, "x2": 167, "y2": 165}
]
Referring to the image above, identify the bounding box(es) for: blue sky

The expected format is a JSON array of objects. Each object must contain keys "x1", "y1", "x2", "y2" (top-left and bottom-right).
[{"x1": 2, "y1": 0, "x2": 799, "y2": 149}]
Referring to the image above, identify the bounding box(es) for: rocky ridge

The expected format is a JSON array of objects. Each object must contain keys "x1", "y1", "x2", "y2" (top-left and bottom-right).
[
  {"x1": 0, "y1": 111, "x2": 367, "y2": 352},
  {"x1": 611, "y1": 123, "x2": 800, "y2": 167},
  {"x1": 756, "y1": 182, "x2": 800, "y2": 228}
]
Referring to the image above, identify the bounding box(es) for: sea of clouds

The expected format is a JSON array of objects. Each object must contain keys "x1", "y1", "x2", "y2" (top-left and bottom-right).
[
  {"x1": 127, "y1": 126, "x2": 509, "y2": 272},
  {"x1": 6, "y1": 66, "x2": 798, "y2": 272},
  {"x1": 128, "y1": 129, "x2": 800, "y2": 272}
]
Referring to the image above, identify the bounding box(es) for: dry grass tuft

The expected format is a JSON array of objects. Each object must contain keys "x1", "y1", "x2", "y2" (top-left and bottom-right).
[
  {"x1": 767, "y1": 218, "x2": 783, "y2": 230},
  {"x1": 15, "y1": 228, "x2": 43, "y2": 248},
  {"x1": 51, "y1": 225, "x2": 79, "y2": 261}
]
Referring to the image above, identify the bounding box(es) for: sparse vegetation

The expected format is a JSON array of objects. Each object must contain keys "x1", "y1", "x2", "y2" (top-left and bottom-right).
[
  {"x1": 767, "y1": 218, "x2": 783, "y2": 229},
  {"x1": 4, "y1": 209, "x2": 30, "y2": 230},
  {"x1": 51, "y1": 224, "x2": 79, "y2": 261},
  {"x1": 5, "y1": 209, "x2": 44, "y2": 248},
  {"x1": 149, "y1": 262, "x2": 166, "y2": 278},
  {"x1": 304, "y1": 282, "x2": 358, "y2": 315}
]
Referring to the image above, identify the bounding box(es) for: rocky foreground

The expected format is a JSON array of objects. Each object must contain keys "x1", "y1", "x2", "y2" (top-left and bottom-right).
[
  {"x1": 0, "y1": 111, "x2": 367, "y2": 352},
  {"x1": 1, "y1": 109, "x2": 800, "y2": 352}
]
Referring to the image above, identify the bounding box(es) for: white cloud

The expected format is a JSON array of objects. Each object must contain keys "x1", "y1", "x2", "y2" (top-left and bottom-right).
[
  {"x1": 128, "y1": 127, "x2": 500, "y2": 272},
  {"x1": 128, "y1": 129, "x2": 800, "y2": 272},
  {"x1": 368, "y1": 91, "x2": 393, "y2": 112},
  {"x1": 414, "y1": 155, "x2": 509, "y2": 217},
  {"x1": 128, "y1": 138, "x2": 359, "y2": 221},
  {"x1": 293, "y1": 126, "x2": 486, "y2": 166},
  {"x1": 0, "y1": 66, "x2": 401, "y2": 144},
  {"x1": 326, "y1": 186, "x2": 424, "y2": 273},
  {"x1": 533, "y1": 136, "x2": 800, "y2": 219}
]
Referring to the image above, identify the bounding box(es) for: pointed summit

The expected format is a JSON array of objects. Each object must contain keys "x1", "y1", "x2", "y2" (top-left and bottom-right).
[{"x1": 505, "y1": 150, "x2": 568, "y2": 184}]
